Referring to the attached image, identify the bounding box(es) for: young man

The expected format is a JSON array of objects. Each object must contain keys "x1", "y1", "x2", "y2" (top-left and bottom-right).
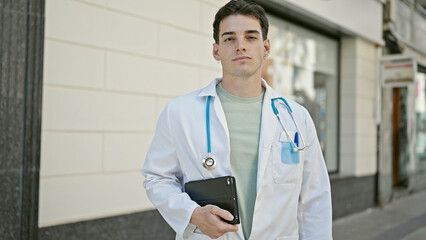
[{"x1": 142, "y1": 1, "x2": 332, "y2": 239}]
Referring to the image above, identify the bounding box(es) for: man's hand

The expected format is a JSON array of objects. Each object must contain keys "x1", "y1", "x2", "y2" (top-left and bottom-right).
[{"x1": 190, "y1": 205, "x2": 238, "y2": 239}]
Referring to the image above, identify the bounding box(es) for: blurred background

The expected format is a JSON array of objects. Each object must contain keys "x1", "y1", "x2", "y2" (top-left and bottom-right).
[{"x1": 1, "y1": 0, "x2": 426, "y2": 239}]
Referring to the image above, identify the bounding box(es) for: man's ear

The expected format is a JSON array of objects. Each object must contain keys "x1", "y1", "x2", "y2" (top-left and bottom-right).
[
  {"x1": 213, "y1": 43, "x2": 220, "y2": 61},
  {"x1": 263, "y1": 39, "x2": 271, "y2": 58}
]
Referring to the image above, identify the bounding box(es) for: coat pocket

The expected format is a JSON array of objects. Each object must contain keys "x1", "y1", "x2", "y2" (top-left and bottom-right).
[
  {"x1": 272, "y1": 141, "x2": 300, "y2": 184},
  {"x1": 280, "y1": 142, "x2": 300, "y2": 164}
]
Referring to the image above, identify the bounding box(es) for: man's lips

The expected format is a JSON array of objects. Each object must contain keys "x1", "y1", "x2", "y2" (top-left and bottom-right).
[{"x1": 232, "y1": 56, "x2": 251, "y2": 61}]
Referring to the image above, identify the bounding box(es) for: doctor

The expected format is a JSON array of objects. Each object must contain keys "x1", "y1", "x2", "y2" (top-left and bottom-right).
[{"x1": 141, "y1": 0, "x2": 332, "y2": 239}]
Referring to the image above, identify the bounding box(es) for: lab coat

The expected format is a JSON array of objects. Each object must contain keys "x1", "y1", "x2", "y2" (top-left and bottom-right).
[{"x1": 142, "y1": 78, "x2": 332, "y2": 240}]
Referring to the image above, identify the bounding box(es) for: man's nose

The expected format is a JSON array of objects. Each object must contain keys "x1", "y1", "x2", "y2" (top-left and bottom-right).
[{"x1": 236, "y1": 38, "x2": 246, "y2": 53}]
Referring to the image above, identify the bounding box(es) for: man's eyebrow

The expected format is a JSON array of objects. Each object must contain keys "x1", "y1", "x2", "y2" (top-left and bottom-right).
[
  {"x1": 220, "y1": 30, "x2": 260, "y2": 37},
  {"x1": 246, "y1": 30, "x2": 260, "y2": 34},
  {"x1": 221, "y1": 31, "x2": 235, "y2": 37}
]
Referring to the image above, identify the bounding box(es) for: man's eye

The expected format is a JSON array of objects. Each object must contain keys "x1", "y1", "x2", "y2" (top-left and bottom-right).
[
  {"x1": 247, "y1": 36, "x2": 257, "y2": 40},
  {"x1": 224, "y1": 38, "x2": 233, "y2": 42}
]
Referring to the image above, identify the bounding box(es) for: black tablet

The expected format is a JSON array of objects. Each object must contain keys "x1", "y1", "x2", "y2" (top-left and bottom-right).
[{"x1": 185, "y1": 176, "x2": 240, "y2": 224}]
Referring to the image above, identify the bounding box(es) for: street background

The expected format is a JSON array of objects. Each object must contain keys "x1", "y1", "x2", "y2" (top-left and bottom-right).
[{"x1": 333, "y1": 190, "x2": 426, "y2": 240}]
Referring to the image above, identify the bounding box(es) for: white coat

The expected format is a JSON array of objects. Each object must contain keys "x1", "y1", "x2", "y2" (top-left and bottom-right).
[{"x1": 142, "y1": 78, "x2": 332, "y2": 240}]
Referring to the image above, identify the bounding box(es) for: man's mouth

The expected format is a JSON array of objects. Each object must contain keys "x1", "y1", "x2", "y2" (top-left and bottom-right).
[{"x1": 232, "y1": 56, "x2": 251, "y2": 61}]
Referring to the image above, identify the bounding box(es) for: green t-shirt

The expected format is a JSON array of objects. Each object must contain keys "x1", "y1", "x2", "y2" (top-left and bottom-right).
[{"x1": 216, "y1": 82, "x2": 264, "y2": 240}]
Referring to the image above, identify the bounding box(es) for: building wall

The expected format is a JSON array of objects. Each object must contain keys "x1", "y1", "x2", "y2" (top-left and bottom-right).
[
  {"x1": 271, "y1": 0, "x2": 384, "y2": 44},
  {"x1": 0, "y1": 1, "x2": 45, "y2": 239},
  {"x1": 328, "y1": 37, "x2": 379, "y2": 218},
  {"x1": 340, "y1": 37, "x2": 379, "y2": 177},
  {"x1": 40, "y1": 0, "x2": 224, "y2": 227},
  {"x1": 391, "y1": 0, "x2": 426, "y2": 54}
]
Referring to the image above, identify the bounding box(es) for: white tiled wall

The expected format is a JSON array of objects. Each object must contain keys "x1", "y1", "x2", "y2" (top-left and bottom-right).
[
  {"x1": 105, "y1": 52, "x2": 200, "y2": 96},
  {"x1": 40, "y1": 0, "x2": 221, "y2": 227},
  {"x1": 158, "y1": 25, "x2": 215, "y2": 66},
  {"x1": 42, "y1": 86, "x2": 157, "y2": 131},
  {"x1": 340, "y1": 37, "x2": 378, "y2": 177},
  {"x1": 44, "y1": 40, "x2": 105, "y2": 89},
  {"x1": 103, "y1": 133, "x2": 154, "y2": 172},
  {"x1": 41, "y1": 132, "x2": 103, "y2": 176},
  {"x1": 39, "y1": 172, "x2": 150, "y2": 226}
]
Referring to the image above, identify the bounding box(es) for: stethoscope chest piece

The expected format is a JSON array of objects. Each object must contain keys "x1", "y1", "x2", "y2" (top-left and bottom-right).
[{"x1": 202, "y1": 154, "x2": 216, "y2": 170}]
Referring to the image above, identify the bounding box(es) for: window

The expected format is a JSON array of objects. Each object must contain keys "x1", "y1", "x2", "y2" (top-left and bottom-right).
[{"x1": 263, "y1": 15, "x2": 339, "y2": 172}]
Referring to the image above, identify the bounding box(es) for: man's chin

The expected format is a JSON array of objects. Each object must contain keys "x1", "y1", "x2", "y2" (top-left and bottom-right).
[{"x1": 233, "y1": 71, "x2": 258, "y2": 78}]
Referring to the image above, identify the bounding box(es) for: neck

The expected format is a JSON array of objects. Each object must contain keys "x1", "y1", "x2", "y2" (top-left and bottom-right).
[{"x1": 221, "y1": 74, "x2": 263, "y2": 98}]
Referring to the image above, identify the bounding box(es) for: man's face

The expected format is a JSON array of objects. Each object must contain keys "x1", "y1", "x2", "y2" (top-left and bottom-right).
[{"x1": 213, "y1": 14, "x2": 270, "y2": 79}]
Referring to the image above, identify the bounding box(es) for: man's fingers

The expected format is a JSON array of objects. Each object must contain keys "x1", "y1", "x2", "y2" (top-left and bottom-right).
[
  {"x1": 191, "y1": 205, "x2": 238, "y2": 238},
  {"x1": 229, "y1": 224, "x2": 239, "y2": 232},
  {"x1": 210, "y1": 205, "x2": 234, "y2": 221},
  {"x1": 210, "y1": 206, "x2": 238, "y2": 233}
]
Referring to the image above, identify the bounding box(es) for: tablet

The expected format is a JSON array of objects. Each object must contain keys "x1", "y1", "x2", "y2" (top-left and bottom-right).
[{"x1": 185, "y1": 176, "x2": 240, "y2": 224}]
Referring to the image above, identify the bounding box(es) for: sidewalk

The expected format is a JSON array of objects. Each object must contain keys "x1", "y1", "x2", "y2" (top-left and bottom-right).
[{"x1": 333, "y1": 190, "x2": 426, "y2": 240}]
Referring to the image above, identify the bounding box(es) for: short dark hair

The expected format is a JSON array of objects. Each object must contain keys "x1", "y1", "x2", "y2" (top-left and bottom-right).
[{"x1": 213, "y1": 0, "x2": 269, "y2": 44}]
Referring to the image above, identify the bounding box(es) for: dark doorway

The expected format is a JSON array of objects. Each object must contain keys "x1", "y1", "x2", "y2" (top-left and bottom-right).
[{"x1": 392, "y1": 87, "x2": 409, "y2": 188}]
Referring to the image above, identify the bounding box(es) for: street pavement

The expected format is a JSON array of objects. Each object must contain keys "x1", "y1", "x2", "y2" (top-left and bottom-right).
[{"x1": 333, "y1": 189, "x2": 426, "y2": 240}]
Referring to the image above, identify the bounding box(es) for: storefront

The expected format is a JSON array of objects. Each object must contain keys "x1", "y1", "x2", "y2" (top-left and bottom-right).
[
  {"x1": 379, "y1": 0, "x2": 426, "y2": 204},
  {"x1": 379, "y1": 55, "x2": 426, "y2": 200}
]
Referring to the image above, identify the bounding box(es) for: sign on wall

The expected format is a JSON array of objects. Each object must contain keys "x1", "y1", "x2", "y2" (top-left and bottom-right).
[{"x1": 381, "y1": 54, "x2": 417, "y2": 88}]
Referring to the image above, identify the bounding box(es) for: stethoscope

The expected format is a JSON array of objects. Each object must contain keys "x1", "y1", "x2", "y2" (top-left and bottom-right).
[
  {"x1": 271, "y1": 97, "x2": 306, "y2": 152},
  {"x1": 202, "y1": 96, "x2": 306, "y2": 170}
]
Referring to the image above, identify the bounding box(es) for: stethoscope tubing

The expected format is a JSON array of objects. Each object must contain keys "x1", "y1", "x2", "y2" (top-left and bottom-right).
[
  {"x1": 271, "y1": 97, "x2": 306, "y2": 152},
  {"x1": 206, "y1": 96, "x2": 212, "y2": 154}
]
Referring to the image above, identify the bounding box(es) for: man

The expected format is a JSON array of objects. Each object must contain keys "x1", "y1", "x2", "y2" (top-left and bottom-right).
[{"x1": 141, "y1": 0, "x2": 332, "y2": 239}]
